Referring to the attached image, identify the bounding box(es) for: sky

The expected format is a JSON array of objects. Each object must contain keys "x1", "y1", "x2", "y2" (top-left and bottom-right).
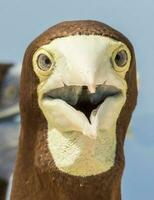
[{"x1": 0, "y1": 0, "x2": 154, "y2": 199}]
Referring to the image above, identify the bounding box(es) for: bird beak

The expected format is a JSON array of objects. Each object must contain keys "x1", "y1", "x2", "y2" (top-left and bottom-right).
[{"x1": 87, "y1": 83, "x2": 96, "y2": 93}]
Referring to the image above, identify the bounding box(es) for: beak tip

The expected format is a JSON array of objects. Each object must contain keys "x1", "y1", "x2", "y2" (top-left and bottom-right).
[{"x1": 88, "y1": 84, "x2": 96, "y2": 93}]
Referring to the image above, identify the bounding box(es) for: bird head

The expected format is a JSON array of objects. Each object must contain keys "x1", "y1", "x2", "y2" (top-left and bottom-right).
[{"x1": 20, "y1": 21, "x2": 137, "y2": 176}]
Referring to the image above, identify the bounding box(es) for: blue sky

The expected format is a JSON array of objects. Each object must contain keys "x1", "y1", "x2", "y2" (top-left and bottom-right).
[{"x1": 0, "y1": 0, "x2": 154, "y2": 199}]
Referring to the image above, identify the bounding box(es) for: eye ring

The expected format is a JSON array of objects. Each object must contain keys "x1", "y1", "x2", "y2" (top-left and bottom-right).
[
  {"x1": 112, "y1": 46, "x2": 131, "y2": 72},
  {"x1": 33, "y1": 49, "x2": 55, "y2": 76}
]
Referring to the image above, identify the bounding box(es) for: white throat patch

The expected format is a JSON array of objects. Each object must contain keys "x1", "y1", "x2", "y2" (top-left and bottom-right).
[{"x1": 33, "y1": 35, "x2": 130, "y2": 176}]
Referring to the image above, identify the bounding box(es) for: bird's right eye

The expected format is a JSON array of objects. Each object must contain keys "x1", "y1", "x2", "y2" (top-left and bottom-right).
[
  {"x1": 37, "y1": 54, "x2": 53, "y2": 71},
  {"x1": 33, "y1": 49, "x2": 55, "y2": 77}
]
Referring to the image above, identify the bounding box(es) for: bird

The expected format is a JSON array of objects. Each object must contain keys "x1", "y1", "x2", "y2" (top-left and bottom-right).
[{"x1": 11, "y1": 20, "x2": 137, "y2": 200}]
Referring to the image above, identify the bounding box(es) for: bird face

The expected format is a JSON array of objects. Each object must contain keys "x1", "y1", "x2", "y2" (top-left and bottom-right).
[{"x1": 32, "y1": 35, "x2": 131, "y2": 176}]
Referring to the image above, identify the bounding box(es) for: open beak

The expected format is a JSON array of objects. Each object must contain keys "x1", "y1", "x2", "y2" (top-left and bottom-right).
[{"x1": 44, "y1": 84, "x2": 121, "y2": 122}]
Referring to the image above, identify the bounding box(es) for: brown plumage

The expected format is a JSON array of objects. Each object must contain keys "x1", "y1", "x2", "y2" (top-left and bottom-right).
[{"x1": 11, "y1": 20, "x2": 137, "y2": 200}]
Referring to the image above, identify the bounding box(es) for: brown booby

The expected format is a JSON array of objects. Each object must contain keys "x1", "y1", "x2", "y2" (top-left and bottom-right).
[{"x1": 11, "y1": 20, "x2": 137, "y2": 200}]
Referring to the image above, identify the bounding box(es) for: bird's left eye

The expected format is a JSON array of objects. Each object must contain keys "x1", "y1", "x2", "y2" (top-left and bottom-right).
[
  {"x1": 112, "y1": 46, "x2": 131, "y2": 72},
  {"x1": 114, "y1": 50, "x2": 128, "y2": 67}
]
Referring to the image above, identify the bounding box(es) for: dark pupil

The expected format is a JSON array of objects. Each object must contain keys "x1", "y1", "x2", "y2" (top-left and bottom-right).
[
  {"x1": 44, "y1": 57, "x2": 50, "y2": 65},
  {"x1": 115, "y1": 50, "x2": 127, "y2": 67}
]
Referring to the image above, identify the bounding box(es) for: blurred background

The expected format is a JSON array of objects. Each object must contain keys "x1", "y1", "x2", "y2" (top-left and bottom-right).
[{"x1": 0, "y1": 0, "x2": 154, "y2": 199}]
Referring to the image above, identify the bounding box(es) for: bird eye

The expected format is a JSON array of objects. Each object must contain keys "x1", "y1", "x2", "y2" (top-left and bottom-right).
[
  {"x1": 112, "y1": 46, "x2": 131, "y2": 72},
  {"x1": 33, "y1": 49, "x2": 55, "y2": 78},
  {"x1": 114, "y1": 50, "x2": 128, "y2": 67},
  {"x1": 37, "y1": 54, "x2": 53, "y2": 71}
]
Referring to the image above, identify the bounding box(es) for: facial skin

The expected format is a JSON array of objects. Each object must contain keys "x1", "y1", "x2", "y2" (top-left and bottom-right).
[{"x1": 32, "y1": 35, "x2": 131, "y2": 176}]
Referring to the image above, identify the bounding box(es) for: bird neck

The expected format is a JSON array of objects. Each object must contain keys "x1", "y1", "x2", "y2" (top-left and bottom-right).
[
  {"x1": 11, "y1": 124, "x2": 123, "y2": 200},
  {"x1": 33, "y1": 167, "x2": 122, "y2": 200}
]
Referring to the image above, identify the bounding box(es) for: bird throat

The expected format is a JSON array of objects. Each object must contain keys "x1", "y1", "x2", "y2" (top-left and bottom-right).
[{"x1": 47, "y1": 127, "x2": 116, "y2": 176}]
